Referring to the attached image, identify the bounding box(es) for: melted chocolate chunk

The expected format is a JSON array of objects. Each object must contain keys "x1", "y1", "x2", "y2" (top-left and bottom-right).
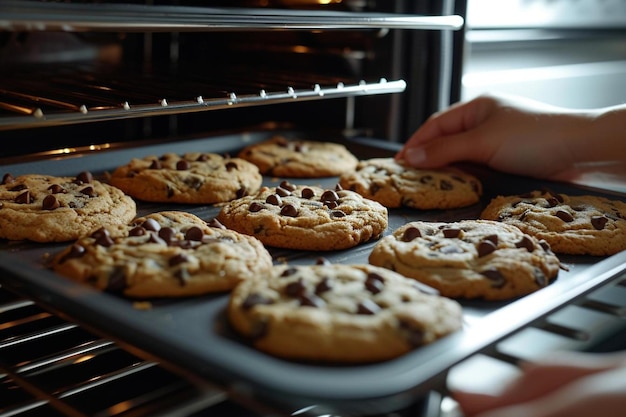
[
  {"x1": 285, "y1": 279, "x2": 307, "y2": 297},
  {"x1": 47, "y1": 184, "x2": 65, "y2": 194},
  {"x1": 591, "y1": 215, "x2": 608, "y2": 230},
  {"x1": 442, "y1": 228, "x2": 461, "y2": 238},
  {"x1": 15, "y1": 190, "x2": 32, "y2": 204},
  {"x1": 75, "y1": 171, "x2": 93, "y2": 184},
  {"x1": 280, "y1": 204, "x2": 298, "y2": 217},
  {"x1": 106, "y1": 267, "x2": 127, "y2": 293},
  {"x1": 299, "y1": 293, "x2": 325, "y2": 308},
  {"x1": 481, "y1": 269, "x2": 506, "y2": 288},
  {"x1": 266, "y1": 194, "x2": 281, "y2": 206},
  {"x1": 357, "y1": 299, "x2": 381, "y2": 315},
  {"x1": 515, "y1": 235, "x2": 535, "y2": 252},
  {"x1": 169, "y1": 253, "x2": 189, "y2": 266},
  {"x1": 555, "y1": 209, "x2": 574, "y2": 222},
  {"x1": 402, "y1": 226, "x2": 422, "y2": 242},
  {"x1": 399, "y1": 320, "x2": 425, "y2": 347},
  {"x1": 42, "y1": 194, "x2": 60, "y2": 210},
  {"x1": 477, "y1": 240, "x2": 497, "y2": 257},
  {"x1": 365, "y1": 272, "x2": 385, "y2": 294},
  {"x1": 242, "y1": 293, "x2": 274, "y2": 310},
  {"x1": 315, "y1": 277, "x2": 333, "y2": 294},
  {"x1": 185, "y1": 226, "x2": 204, "y2": 241},
  {"x1": 249, "y1": 202, "x2": 264, "y2": 212}
]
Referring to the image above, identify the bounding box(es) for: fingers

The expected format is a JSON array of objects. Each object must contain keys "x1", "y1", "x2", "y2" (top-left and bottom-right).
[
  {"x1": 453, "y1": 351, "x2": 626, "y2": 417},
  {"x1": 396, "y1": 96, "x2": 496, "y2": 166}
]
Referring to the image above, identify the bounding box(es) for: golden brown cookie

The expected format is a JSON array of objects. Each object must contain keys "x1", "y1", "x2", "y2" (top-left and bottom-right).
[
  {"x1": 109, "y1": 152, "x2": 262, "y2": 204},
  {"x1": 0, "y1": 172, "x2": 136, "y2": 242},
  {"x1": 237, "y1": 135, "x2": 359, "y2": 177},
  {"x1": 50, "y1": 211, "x2": 273, "y2": 298},
  {"x1": 369, "y1": 220, "x2": 562, "y2": 300},
  {"x1": 216, "y1": 180, "x2": 388, "y2": 251},
  {"x1": 480, "y1": 190, "x2": 626, "y2": 256},
  {"x1": 339, "y1": 157, "x2": 482, "y2": 209},
  {"x1": 228, "y1": 261, "x2": 463, "y2": 363}
]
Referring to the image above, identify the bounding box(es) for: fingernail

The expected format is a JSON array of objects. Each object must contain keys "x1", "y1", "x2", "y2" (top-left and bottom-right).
[{"x1": 406, "y1": 148, "x2": 426, "y2": 165}]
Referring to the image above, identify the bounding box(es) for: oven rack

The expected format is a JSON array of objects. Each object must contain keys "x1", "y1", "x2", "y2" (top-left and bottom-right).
[
  {"x1": 0, "y1": 75, "x2": 406, "y2": 131},
  {"x1": 0, "y1": 1, "x2": 464, "y2": 33}
]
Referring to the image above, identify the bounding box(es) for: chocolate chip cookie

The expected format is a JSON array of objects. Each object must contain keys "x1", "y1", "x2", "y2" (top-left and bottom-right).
[
  {"x1": 0, "y1": 172, "x2": 136, "y2": 242},
  {"x1": 339, "y1": 157, "x2": 482, "y2": 209},
  {"x1": 109, "y1": 152, "x2": 262, "y2": 204},
  {"x1": 216, "y1": 180, "x2": 388, "y2": 251},
  {"x1": 369, "y1": 220, "x2": 561, "y2": 300},
  {"x1": 228, "y1": 261, "x2": 463, "y2": 362},
  {"x1": 50, "y1": 211, "x2": 273, "y2": 298},
  {"x1": 237, "y1": 135, "x2": 359, "y2": 177},
  {"x1": 480, "y1": 190, "x2": 626, "y2": 256}
]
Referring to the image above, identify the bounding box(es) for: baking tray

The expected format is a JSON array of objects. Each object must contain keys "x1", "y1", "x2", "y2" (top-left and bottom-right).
[{"x1": 1, "y1": 130, "x2": 625, "y2": 416}]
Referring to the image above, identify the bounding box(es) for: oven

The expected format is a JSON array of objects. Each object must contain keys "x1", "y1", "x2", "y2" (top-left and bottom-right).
[{"x1": 1, "y1": 2, "x2": 626, "y2": 417}]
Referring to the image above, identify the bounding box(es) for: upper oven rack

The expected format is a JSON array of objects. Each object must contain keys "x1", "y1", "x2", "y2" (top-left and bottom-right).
[
  {"x1": 0, "y1": 1, "x2": 464, "y2": 32},
  {"x1": 0, "y1": 1, "x2": 463, "y2": 131}
]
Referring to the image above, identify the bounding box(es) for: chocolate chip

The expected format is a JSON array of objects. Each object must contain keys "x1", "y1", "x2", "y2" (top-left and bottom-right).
[
  {"x1": 207, "y1": 218, "x2": 226, "y2": 229},
  {"x1": 75, "y1": 171, "x2": 93, "y2": 184},
  {"x1": 534, "y1": 268, "x2": 548, "y2": 287},
  {"x1": 539, "y1": 239, "x2": 551, "y2": 251},
  {"x1": 324, "y1": 200, "x2": 339, "y2": 209},
  {"x1": 279, "y1": 180, "x2": 297, "y2": 191},
  {"x1": 281, "y1": 267, "x2": 299, "y2": 277},
  {"x1": 365, "y1": 272, "x2": 385, "y2": 294},
  {"x1": 42, "y1": 195, "x2": 60, "y2": 210},
  {"x1": 402, "y1": 226, "x2": 422, "y2": 241},
  {"x1": 399, "y1": 320, "x2": 425, "y2": 347},
  {"x1": 95, "y1": 232, "x2": 115, "y2": 247},
  {"x1": 106, "y1": 267, "x2": 127, "y2": 293},
  {"x1": 485, "y1": 234, "x2": 498, "y2": 245},
  {"x1": 321, "y1": 190, "x2": 339, "y2": 203},
  {"x1": 481, "y1": 269, "x2": 506, "y2": 288},
  {"x1": 149, "y1": 159, "x2": 162, "y2": 169},
  {"x1": 555, "y1": 209, "x2": 574, "y2": 222},
  {"x1": 64, "y1": 243, "x2": 86, "y2": 260},
  {"x1": 1, "y1": 173, "x2": 14, "y2": 185},
  {"x1": 158, "y1": 227, "x2": 177, "y2": 243},
  {"x1": 80, "y1": 186, "x2": 95, "y2": 197},
  {"x1": 477, "y1": 240, "x2": 497, "y2": 257},
  {"x1": 591, "y1": 215, "x2": 608, "y2": 230},
  {"x1": 335, "y1": 183, "x2": 343, "y2": 191},
  {"x1": 147, "y1": 231, "x2": 166, "y2": 245},
  {"x1": 176, "y1": 160, "x2": 190, "y2": 170},
  {"x1": 47, "y1": 184, "x2": 65, "y2": 194},
  {"x1": 242, "y1": 293, "x2": 274, "y2": 309},
  {"x1": 280, "y1": 204, "x2": 298, "y2": 217},
  {"x1": 174, "y1": 268, "x2": 190, "y2": 285},
  {"x1": 315, "y1": 257, "x2": 331, "y2": 265},
  {"x1": 546, "y1": 197, "x2": 559, "y2": 207},
  {"x1": 8, "y1": 184, "x2": 26, "y2": 192},
  {"x1": 419, "y1": 175, "x2": 433, "y2": 184},
  {"x1": 299, "y1": 293, "x2": 325, "y2": 308},
  {"x1": 275, "y1": 186, "x2": 291, "y2": 197},
  {"x1": 315, "y1": 277, "x2": 333, "y2": 294},
  {"x1": 185, "y1": 226, "x2": 204, "y2": 241},
  {"x1": 285, "y1": 279, "x2": 307, "y2": 297},
  {"x1": 357, "y1": 299, "x2": 381, "y2": 315},
  {"x1": 330, "y1": 210, "x2": 346, "y2": 218},
  {"x1": 442, "y1": 228, "x2": 461, "y2": 238},
  {"x1": 141, "y1": 218, "x2": 161, "y2": 232},
  {"x1": 301, "y1": 188, "x2": 315, "y2": 199},
  {"x1": 225, "y1": 161, "x2": 238, "y2": 171},
  {"x1": 266, "y1": 194, "x2": 282, "y2": 206},
  {"x1": 236, "y1": 187, "x2": 248, "y2": 198},
  {"x1": 197, "y1": 154, "x2": 209, "y2": 161},
  {"x1": 249, "y1": 202, "x2": 264, "y2": 212},
  {"x1": 516, "y1": 235, "x2": 535, "y2": 252},
  {"x1": 440, "y1": 179, "x2": 453, "y2": 190},
  {"x1": 169, "y1": 253, "x2": 189, "y2": 266},
  {"x1": 129, "y1": 226, "x2": 146, "y2": 237},
  {"x1": 15, "y1": 190, "x2": 32, "y2": 204}
]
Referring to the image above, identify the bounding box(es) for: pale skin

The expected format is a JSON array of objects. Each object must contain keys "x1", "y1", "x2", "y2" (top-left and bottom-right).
[
  {"x1": 397, "y1": 93, "x2": 626, "y2": 416},
  {"x1": 452, "y1": 350, "x2": 626, "y2": 417},
  {"x1": 396, "y1": 93, "x2": 626, "y2": 188}
]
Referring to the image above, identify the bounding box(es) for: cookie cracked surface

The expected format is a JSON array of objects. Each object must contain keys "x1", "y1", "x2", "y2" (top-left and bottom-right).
[
  {"x1": 339, "y1": 157, "x2": 482, "y2": 209},
  {"x1": 216, "y1": 180, "x2": 388, "y2": 251},
  {"x1": 109, "y1": 152, "x2": 262, "y2": 204},
  {"x1": 0, "y1": 172, "x2": 136, "y2": 242},
  {"x1": 369, "y1": 219, "x2": 561, "y2": 300},
  {"x1": 481, "y1": 190, "x2": 626, "y2": 256},
  {"x1": 237, "y1": 135, "x2": 359, "y2": 178},
  {"x1": 50, "y1": 211, "x2": 273, "y2": 298},
  {"x1": 228, "y1": 262, "x2": 463, "y2": 362}
]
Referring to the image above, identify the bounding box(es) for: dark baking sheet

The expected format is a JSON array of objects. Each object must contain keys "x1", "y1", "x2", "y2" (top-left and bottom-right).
[{"x1": 1, "y1": 130, "x2": 625, "y2": 416}]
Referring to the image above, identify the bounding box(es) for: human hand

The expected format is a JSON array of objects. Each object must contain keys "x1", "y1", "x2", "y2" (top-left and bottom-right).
[
  {"x1": 452, "y1": 350, "x2": 626, "y2": 417},
  {"x1": 396, "y1": 93, "x2": 596, "y2": 181}
]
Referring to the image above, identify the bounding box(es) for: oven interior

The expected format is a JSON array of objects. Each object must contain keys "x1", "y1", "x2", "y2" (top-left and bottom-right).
[{"x1": 2, "y1": 2, "x2": 626, "y2": 417}]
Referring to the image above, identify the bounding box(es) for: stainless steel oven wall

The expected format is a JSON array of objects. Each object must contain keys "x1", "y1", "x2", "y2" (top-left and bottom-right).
[{"x1": 462, "y1": 0, "x2": 626, "y2": 109}]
